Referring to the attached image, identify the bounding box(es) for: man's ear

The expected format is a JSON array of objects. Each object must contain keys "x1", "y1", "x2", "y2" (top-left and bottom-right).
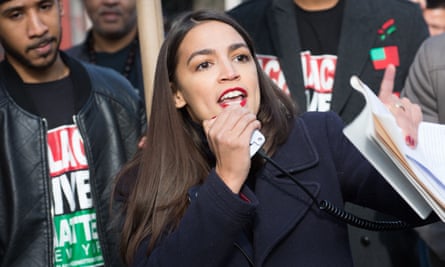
[{"x1": 173, "y1": 89, "x2": 187, "y2": 108}]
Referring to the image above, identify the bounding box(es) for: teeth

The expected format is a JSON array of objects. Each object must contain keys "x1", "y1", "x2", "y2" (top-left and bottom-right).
[{"x1": 220, "y1": 90, "x2": 243, "y2": 101}]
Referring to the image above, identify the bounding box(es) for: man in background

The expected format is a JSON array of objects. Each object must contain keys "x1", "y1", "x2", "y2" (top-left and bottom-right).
[
  {"x1": 402, "y1": 33, "x2": 445, "y2": 267},
  {"x1": 0, "y1": 0, "x2": 144, "y2": 266},
  {"x1": 66, "y1": 0, "x2": 144, "y2": 99},
  {"x1": 423, "y1": 0, "x2": 445, "y2": 36}
]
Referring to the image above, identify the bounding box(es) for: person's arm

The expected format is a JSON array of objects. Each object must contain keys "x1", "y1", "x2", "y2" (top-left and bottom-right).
[{"x1": 402, "y1": 38, "x2": 440, "y2": 123}]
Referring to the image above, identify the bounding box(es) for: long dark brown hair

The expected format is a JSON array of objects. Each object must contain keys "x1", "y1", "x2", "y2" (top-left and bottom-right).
[{"x1": 114, "y1": 9, "x2": 297, "y2": 265}]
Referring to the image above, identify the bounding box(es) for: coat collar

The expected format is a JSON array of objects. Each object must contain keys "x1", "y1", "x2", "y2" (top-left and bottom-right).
[
  {"x1": 269, "y1": 0, "x2": 307, "y2": 109},
  {"x1": 189, "y1": 117, "x2": 323, "y2": 265},
  {"x1": 252, "y1": 117, "x2": 321, "y2": 264},
  {"x1": 331, "y1": 0, "x2": 377, "y2": 113},
  {"x1": 0, "y1": 52, "x2": 91, "y2": 115},
  {"x1": 264, "y1": 116, "x2": 319, "y2": 175}
]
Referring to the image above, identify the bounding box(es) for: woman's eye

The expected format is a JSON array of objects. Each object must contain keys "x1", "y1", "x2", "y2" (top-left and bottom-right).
[
  {"x1": 235, "y1": 54, "x2": 250, "y2": 62},
  {"x1": 196, "y1": 61, "x2": 210, "y2": 71}
]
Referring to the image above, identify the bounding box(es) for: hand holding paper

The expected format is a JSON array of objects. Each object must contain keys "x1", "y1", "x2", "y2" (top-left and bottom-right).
[
  {"x1": 378, "y1": 64, "x2": 422, "y2": 147},
  {"x1": 345, "y1": 75, "x2": 445, "y2": 221}
]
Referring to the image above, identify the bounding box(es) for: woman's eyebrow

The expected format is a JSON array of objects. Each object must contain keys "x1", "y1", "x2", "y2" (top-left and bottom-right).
[
  {"x1": 186, "y1": 42, "x2": 248, "y2": 65},
  {"x1": 228, "y1": 43, "x2": 248, "y2": 52},
  {"x1": 187, "y1": 48, "x2": 214, "y2": 65}
]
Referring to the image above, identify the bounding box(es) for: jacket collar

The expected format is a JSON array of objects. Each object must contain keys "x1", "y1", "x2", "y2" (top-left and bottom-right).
[
  {"x1": 269, "y1": 0, "x2": 307, "y2": 108},
  {"x1": 331, "y1": 0, "x2": 376, "y2": 113},
  {"x1": 252, "y1": 117, "x2": 321, "y2": 264},
  {"x1": 187, "y1": 116, "x2": 322, "y2": 265},
  {"x1": 265, "y1": 116, "x2": 319, "y2": 176},
  {"x1": 0, "y1": 51, "x2": 91, "y2": 115}
]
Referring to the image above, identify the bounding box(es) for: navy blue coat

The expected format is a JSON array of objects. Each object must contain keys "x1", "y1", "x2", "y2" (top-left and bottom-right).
[
  {"x1": 228, "y1": 1, "x2": 430, "y2": 265},
  {"x1": 131, "y1": 112, "x2": 427, "y2": 267}
]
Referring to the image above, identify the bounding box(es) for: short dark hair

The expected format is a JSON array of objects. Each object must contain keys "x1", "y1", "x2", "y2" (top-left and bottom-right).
[{"x1": 427, "y1": 0, "x2": 445, "y2": 9}]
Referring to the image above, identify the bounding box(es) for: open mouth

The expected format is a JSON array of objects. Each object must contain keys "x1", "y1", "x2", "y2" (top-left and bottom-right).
[{"x1": 218, "y1": 88, "x2": 247, "y2": 108}]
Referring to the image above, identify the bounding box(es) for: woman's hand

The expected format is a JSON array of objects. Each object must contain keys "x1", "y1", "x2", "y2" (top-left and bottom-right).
[
  {"x1": 379, "y1": 64, "x2": 423, "y2": 148},
  {"x1": 202, "y1": 106, "x2": 261, "y2": 193}
]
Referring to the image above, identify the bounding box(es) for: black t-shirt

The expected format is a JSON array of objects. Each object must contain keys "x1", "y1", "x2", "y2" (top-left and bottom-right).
[
  {"x1": 294, "y1": 0, "x2": 346, "y2": 112},
  {"x1": 95, "y1": 44, "x2": 139, "y2": 89},
  {"x1": 24, "y1": 76, "x2": 74, "y2": 129},
  {"x1": 295, "y1": 0, "x2": 345, "y2": 55},
  {"x1": 24, "y1": 75, "x2": 106, "y2": 266}
]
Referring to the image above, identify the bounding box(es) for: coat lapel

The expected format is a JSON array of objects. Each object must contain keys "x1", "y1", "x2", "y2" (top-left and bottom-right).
[
  {"x1": 271, "y1": 0, "x2": 382, "y2": 115},
  {"x1": 270, "y1": 0, "x2": 307, "y2": 110},
  {"x1": 253, "y1": 118, "x2": 321, "y2": 265},
  {"x1": 331, "y1": 0, "x2": 379, "y2": 113}
]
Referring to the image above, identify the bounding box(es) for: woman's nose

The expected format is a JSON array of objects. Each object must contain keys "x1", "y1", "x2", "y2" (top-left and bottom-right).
[{"x1": 219, "y1": 61, "x2": 240, "y2": 82}]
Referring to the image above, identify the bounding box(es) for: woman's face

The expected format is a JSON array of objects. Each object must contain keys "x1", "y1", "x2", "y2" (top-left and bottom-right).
[{"x1": 173, "y1": 20, "x2": 260, "y2": 122}]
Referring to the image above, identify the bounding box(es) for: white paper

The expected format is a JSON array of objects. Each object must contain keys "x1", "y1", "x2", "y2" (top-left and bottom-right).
[{"x1": 344, "y1": 76, "x2": 432, "y2": 219}]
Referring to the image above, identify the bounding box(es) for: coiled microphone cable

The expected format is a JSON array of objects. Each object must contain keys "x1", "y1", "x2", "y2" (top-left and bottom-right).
[{"x1": 257, "y1": 149, "x2": 410, "y2": 231}]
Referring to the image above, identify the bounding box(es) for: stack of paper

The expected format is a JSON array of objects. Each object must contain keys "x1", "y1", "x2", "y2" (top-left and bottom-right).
[{"x1": 344, "y1": 76, "x2": 445, "y2": 221}]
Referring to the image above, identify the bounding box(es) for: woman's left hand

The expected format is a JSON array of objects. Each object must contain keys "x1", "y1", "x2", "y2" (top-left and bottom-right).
[{"x1": 378, "y1": 64, "x2": 423, "y2": 148}]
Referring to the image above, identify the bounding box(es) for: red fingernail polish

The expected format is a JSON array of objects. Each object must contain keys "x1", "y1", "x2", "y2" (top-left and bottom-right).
[
  {"x1": 405, "y1": 136, "x2": 411, "y2": 145},
  {"x1": 405, "y1": 136, "x2": 414, "y2": 147},
  {"x1": 211, "y1": 116, "x2": 216, "y2": 119}
]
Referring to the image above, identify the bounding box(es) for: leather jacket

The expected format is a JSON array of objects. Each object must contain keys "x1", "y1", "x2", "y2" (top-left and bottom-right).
[{"x1": 0, "y1": 53, "x2": 145, "y2": 267}]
